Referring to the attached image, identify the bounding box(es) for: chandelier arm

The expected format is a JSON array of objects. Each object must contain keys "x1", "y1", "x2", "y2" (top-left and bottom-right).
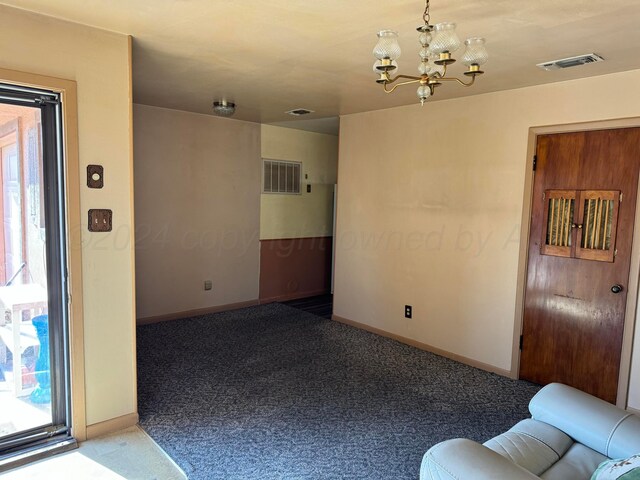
[
  {"x1": 428, "y1": 64, "x2": 448, "y2": 80},
  {"x1": 385, "y1": 74, "x2": 423, "y2": 84},
  {"x1": 437, "y1": 75, "x2": 477, "y2": 87},
  {"x1": 383, "y1": 78, "x2": 422, "y2": 93}
]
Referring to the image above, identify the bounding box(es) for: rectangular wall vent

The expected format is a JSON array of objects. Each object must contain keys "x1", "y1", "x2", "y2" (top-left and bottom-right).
[
  {"x1": 537, "y1": 53, "x2": 604, "y2": 71},
  {"x1": 263, "y1": 159, "x2": 301, "y2": 194}
]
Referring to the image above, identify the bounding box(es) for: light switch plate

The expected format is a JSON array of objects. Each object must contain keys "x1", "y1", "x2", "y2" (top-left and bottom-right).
[
  {"x1": 87, "y1": 165, "x2": 104, "y2": 188},
  {"x1": 88, "y1": 209, "x2": 112, "y2": 232}
]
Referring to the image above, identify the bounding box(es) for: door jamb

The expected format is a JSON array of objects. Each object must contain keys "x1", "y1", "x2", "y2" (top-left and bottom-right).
[
  {"x1": 513, "y1": 117, "x2": 640, "y2": 409},
  {"x1": 0, "y1": 68, "x2": 86, "y2": 439}
]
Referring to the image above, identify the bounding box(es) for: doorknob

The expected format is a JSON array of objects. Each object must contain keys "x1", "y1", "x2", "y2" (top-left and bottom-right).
[{"x1": 611, "y1": 284, "x2": 624, "y2": 294}]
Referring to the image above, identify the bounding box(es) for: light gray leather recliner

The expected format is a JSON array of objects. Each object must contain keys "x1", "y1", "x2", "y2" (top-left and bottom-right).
[{"x1": 421, "y1": 383, "x2": 640, "y2": 480}]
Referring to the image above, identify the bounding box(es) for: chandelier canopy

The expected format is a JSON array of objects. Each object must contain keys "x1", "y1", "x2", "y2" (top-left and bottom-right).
[{"x1": 372, "y1": 0, "x2": 488, "y2": 105}]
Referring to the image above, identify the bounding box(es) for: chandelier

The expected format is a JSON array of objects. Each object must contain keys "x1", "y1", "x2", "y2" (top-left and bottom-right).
[{"x1": 372, "y1": 0, "x2": 488, "y2": 105}]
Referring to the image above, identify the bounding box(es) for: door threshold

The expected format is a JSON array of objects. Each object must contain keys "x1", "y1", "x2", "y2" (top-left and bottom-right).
[{"x1": 0, "y1": 437, "x2": 77, "y2": 473}]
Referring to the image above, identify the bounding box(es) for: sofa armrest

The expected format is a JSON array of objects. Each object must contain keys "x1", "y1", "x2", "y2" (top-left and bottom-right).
[
  {"x1": 529, "y1": 383, "x2": 640, "y2": 458},
  {"x1": 421, "y1": 438, "x2": 540, "y2": 480}
]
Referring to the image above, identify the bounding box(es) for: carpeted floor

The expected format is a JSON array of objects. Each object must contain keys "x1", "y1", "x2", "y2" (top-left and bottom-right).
[{"x1": 137, "y1": 303, "x2": 540, "y2": 480}]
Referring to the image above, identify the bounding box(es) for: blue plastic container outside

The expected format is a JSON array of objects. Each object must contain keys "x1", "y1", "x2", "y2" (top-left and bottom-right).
[{"x1": 30, "y1": 314, "x2": 50, "y2": 404}]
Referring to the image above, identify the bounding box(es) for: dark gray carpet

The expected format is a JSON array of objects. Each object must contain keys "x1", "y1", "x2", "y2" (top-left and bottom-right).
[{"x1": 137, "y1": 303, "x2": 540, "y2": 480}]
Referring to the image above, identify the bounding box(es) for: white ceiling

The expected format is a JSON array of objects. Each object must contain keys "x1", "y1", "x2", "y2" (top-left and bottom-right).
[
  {"x1": 3, "y1": 0, "x2": 640, "y2": 131},
  {"x1": 270, "y1": 117, "x2": 340, "y2": 136}
]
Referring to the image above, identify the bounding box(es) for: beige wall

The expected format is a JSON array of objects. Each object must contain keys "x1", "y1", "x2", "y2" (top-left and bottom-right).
[
  {"x1": 134, "y1": 105, "x2": 261, "y2": 320},
  {"x1": 0, "y1": 7, "x2": 136, "y2": 426},
  {"x1": 335, "y1": 68, "x2": 640, "y2": 410},
  {"x1": 260, "y1": 125, "x2": 338, "y2": 240}
]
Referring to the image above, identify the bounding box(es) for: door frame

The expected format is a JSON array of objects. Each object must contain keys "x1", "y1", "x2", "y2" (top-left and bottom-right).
[
  {"x1": 0, "y1": 128, "x2": 17, "y2": 285},
  {"x1": 0, "y1": 68, "x2": 86, "y2": 440},
  {"x1": 513, "y1": 117, "x2": 640, "y2": 409}
]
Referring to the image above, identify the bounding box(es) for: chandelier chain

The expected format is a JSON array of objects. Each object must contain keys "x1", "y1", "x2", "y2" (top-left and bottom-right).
[{"x1": 423, "y1": 0, "x2": 430, "y2": 26}]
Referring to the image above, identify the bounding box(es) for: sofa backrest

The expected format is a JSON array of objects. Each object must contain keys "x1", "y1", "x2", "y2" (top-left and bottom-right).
[{"x1": 529, "y1": 383, "x2": 640, "y2": 459}]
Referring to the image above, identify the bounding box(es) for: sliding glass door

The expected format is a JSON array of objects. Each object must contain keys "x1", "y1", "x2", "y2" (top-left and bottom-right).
[{"x1": 0, "y1": 83, "x2": 73, "y2": 467}]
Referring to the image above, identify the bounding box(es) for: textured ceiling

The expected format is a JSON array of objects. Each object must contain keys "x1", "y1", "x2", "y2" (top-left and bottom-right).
[{"x1": 3, "y1": 0, "x2": 640, "y2": 127}]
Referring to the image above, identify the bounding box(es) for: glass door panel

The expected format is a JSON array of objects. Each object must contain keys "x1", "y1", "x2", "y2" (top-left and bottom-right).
[
  {"x1": 0, "y1": 105, "x2": 52, "y2": 439},
  {"x1": 0, "y1": 84, "x2": 72, "y2": 464}
]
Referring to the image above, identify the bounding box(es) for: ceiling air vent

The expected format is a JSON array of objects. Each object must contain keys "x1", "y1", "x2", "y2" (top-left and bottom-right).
[
  {"x1": 285, "y1": 108, "x2": 315, "y2": 116},
  {"x1": 537, "y1": 54, "x2": 604, "y2": 71}
]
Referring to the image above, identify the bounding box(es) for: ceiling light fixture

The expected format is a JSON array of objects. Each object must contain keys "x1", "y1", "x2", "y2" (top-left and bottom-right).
[
  {"x1": 372, "y1": 0, "x2": 488, "y2": 105},
  {"x1": 212, "y1": 100, "x2": 236, "y2": 117}
]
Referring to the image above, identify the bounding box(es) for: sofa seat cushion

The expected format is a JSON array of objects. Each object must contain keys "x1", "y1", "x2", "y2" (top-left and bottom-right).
[
  {"x1": 421, "y1": 438, "x2": 541, "y2": 480},
  {"x1": 540, "y1": 444, "x2": 607, "y2": 480},
  {"x1": 484, "y1": 419, "x2": 574, "y2": 476}
]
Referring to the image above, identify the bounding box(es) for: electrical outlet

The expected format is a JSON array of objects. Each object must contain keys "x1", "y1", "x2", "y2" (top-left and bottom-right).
[
  {"x1": 405, "y1": 305, "x2": 412, "y2": 319},
  {"x1": 204, "y1": 280, "x2": 212, "y2": 291},
  {"x1": 88, "y1": 209, "x2": 112, "y2": 232}
]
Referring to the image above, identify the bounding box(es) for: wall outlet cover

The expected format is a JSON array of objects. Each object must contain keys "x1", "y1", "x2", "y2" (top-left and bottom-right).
[{"x1": 88, "y1": 209, "x2": 112, "y2": 232}]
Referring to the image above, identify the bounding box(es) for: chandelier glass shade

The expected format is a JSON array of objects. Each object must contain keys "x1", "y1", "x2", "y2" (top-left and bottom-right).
[{"x1": 372, "y1": 0, "x2": 488, "y2": 105}]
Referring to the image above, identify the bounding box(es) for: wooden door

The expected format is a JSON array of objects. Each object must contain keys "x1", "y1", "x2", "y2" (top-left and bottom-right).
[{"x1": 520, "y1": 128, "x2": 640, "y2": 403}]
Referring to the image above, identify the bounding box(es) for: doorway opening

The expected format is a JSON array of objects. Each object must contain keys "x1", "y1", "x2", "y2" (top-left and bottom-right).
[
  {"x1": 0, "y1": 83, "x2": 74, "y2": 467},
  {"x1": 258, "y1": 121, "x2": 339, "y2": 308}
]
